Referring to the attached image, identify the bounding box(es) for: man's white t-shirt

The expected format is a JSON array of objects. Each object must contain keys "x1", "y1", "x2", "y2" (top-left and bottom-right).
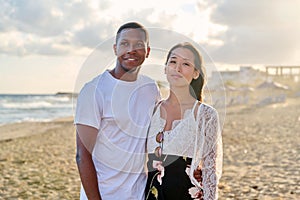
[{"x1": 75, "y1": 70, "x2": 160, "y2": 200}]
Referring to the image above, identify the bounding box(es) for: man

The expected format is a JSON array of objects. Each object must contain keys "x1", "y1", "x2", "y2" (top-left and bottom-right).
[
  {"x1": 75, "y1": 22, "x2": 160, "y2": 200},
  {"x1": 75, "y1": 22, "x2": 202, "y2": 200}
]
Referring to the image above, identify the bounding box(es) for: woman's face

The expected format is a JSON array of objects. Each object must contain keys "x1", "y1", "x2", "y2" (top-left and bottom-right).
[{"x1": 165, "y1": 47, "x2": 199, "y2": 87}]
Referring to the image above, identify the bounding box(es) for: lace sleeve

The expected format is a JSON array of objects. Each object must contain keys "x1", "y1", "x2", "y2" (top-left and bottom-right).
[{"x1": 201, "y1": 108, "x2": 223, "y2": 200}]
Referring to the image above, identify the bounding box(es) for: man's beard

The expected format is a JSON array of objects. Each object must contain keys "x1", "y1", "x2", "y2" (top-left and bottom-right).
[{"x1": 120, "y1": 64, "x2": 140, "y2": 73}]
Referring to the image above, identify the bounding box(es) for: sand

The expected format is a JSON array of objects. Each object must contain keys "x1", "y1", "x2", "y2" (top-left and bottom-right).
[
  {"x1": 218, "y1": 98, "x2": 300, "y2": 200},
  {"x1": 0, "y1": 118, "x2": 80, "y2": 199},
  {"x1": 0, "y1": 98, "x2": 299, "y2": 199}
]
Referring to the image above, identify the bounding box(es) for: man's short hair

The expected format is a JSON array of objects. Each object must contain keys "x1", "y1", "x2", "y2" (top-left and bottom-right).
[{"x1": 116, "y1": 22, "x2": 149, "y2": 45}]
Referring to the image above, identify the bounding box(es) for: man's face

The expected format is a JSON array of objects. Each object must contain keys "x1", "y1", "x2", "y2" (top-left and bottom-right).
[{"x1": 114, "y1": 28, "x2": 150, "y2": 72}]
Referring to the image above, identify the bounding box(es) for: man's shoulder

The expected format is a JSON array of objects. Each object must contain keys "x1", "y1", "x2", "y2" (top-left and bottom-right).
[
  {"x1": 79, "y1": 71, "x2": 109, "y2": 95},
  {"x1": 138, "y1": 74, "x2": 157, "y2": 85},
  {"x1": 83, "y1": 71, "x2": 109, "y2": 87}
]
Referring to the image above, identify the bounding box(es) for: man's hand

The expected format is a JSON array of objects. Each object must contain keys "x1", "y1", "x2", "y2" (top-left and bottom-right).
[
  {"x1": 193, "y1": 166, "x2": 203, "y2": 199},
  {"x1": 193, "y1": 166, "x2": 202, "y2": 182}
]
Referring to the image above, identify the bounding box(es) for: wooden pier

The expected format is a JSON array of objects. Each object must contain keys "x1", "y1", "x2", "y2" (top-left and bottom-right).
[{"x1": 265, "y1": 66, "x2": 300, "y2": 76}]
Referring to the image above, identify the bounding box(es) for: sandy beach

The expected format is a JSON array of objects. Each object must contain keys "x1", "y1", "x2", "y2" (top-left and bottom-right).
[
  {"x1": 0, "y1": 118, "x2": 80, "y2": 199},
  {"x1": 219, "y1": 97, "x2": 299, "y2": 199},
  {"x1": 0, "y1": 98, "x2": 299, "y2": 199}
]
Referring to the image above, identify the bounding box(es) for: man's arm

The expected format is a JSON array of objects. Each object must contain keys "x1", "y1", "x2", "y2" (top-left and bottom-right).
[{"x1": 76, "y1": 124, "x2": 102, "y2": 200}]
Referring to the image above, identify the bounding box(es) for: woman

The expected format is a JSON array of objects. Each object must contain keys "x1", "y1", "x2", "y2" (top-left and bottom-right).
[{"x1": 145, "y1": 42, "x2": 223, "y2": 200}]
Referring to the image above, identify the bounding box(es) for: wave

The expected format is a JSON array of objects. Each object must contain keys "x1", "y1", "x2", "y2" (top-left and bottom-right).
[
  {"x1": 0, "y1": 94, "x2": 75, "y2": 124},
  {"x1": 0, "y1": 95, "x2": 74, "y2": 109},
  {"x1": 1, "y1": 101, "x2": 73, "y2": 109}
]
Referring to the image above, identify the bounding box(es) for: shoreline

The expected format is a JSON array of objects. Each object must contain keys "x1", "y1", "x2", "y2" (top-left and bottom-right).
[
  {"x1": 1, "y1": 96, "x2": 298, "y2": 142},
  {"x1": 0, "y1": 116, "x2": 74, "y2": 142}
]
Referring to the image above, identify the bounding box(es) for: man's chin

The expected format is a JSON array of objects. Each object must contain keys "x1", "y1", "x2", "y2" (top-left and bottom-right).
[{"x1": 121, "y1": 65, "x2": 141, "y2": 73}]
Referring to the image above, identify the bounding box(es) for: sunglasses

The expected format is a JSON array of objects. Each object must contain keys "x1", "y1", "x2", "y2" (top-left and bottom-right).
[{"x1": 154, "y1": 131, "x2": 164, "y2": 158}]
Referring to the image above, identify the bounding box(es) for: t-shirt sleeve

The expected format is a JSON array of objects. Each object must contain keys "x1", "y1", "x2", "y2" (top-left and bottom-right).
[{"x1": 74, "y1": 83, "x2": 102, "y2": 130}]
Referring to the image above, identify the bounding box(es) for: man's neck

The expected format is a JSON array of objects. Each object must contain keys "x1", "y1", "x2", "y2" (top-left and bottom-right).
[{"x1": 110, "y1": 66, "x2": 140, "y2": 81}]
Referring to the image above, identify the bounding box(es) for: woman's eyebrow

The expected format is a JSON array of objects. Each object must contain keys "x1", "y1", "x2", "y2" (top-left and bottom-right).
[{"x1": 170, "y1": 53, "x2": 192, "y2": 61}]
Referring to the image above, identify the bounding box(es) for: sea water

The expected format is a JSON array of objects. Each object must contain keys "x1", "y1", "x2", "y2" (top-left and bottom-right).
[{"x1": 0, "y1": 94, "x2": 75, "y2": 125}]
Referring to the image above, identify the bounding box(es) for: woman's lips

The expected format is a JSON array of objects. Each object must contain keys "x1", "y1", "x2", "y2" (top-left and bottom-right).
[{"x1": 171, "y1": 74, "x2": 183, "y2": 78}]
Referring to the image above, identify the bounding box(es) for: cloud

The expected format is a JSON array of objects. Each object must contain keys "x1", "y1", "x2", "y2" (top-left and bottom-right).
[
  {"x1": 208, "y1": 0, "x2": 300, "y2": 65},
  {"x1": 2, "y1": 0, "x2": 299, "y2": 67},
  {"x1": 0, "y1": 0, "x2": 114, "y2": 56},
  {"x1": 5, "y1": 0, "x2": 67, "y2": 36},
  {"x1": 1, "y1": 1, "x2": 58, "y2": 55},
  {"x1": 0, "y1": 0, "x2": 183, "y2": 56}
]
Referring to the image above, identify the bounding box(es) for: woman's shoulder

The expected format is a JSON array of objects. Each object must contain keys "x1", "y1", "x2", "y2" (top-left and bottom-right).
[
  {"x1": 199, "y1": 102, "x2": 217, "y2": 113},
  {"x1": 196, "y1": 102, "x2": 218, "y2": 120}
]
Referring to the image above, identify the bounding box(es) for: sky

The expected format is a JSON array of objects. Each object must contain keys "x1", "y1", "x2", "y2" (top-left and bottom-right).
[{"x1": 0, "y1": 0, "x2": 299, "y2": 94}]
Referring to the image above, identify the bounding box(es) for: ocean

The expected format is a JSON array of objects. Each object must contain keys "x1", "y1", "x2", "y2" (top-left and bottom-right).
[{"x1": 0, "y1": 94, "x2": 75, "y2": 125}]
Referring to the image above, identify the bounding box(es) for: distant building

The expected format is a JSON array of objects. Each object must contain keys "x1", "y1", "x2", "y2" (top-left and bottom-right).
[{"x1": 209, "y1": 66, "x2": 264, "y2": 88}]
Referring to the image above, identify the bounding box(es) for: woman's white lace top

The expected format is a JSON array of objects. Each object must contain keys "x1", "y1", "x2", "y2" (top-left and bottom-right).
[{"x1": 147, "y1": 101, "x2": 223, "y2": 200}]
